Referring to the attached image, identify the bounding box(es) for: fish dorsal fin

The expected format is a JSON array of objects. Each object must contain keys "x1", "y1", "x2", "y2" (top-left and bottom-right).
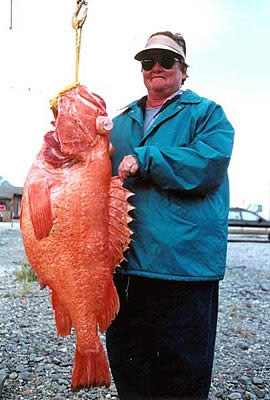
[
  {"x1": 108, "y1": 177, "x2": 134, "y2": 268},
  {"x1": 28, "y1": 178, "x2": 53, "y2": 240}
]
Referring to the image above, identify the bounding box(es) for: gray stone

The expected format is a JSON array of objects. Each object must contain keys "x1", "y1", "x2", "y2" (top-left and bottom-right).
[
  {"x1": 36, "y1": 365, "x2": 46, "y2": 373},
  {"x1": 252, "y1": 386, "x2": 265, "y2": 398},
  {"x1": 215, "y1": 390, "x2": 224, "y2": 398},
  {"x1": 0, "y1": 373, "x2": 8, "y2": 397},
  {"x1": 52, "y1": 357, "x2": 61, "y2": 365},
  {"x1": 252, "y1": 376, "x2": 264, "y2": 386},
  {"x1": 228, "y1": 393, "x2": 242, "y2": 399},
  {"x1": 29, "y1": 353, "x2": 36, "y2": 362},
  {"x1": 238, "y1": 340, "x2": 249, "y2": 350},
  {"x1": 57, "y1": 378, "x2": 69, "y2": 386},
  {"x1": 239, "y1": 375, "x2": 252, "y2": 386},
  {"x1": 244, "y1": 392, "x2": 257, "y2": 400},
  {"x1": 19, "y1": 372, "x2": 33, "y2": 381},
  {"x1": 9, "y1": 372, "x2": 18, "y2": 380},
  {"x1": 260, "y1": 280, "x2": 270, "y2": 291},
  {"x1": 52, "y1": 382, "x2": 66, "y2": 392},
  {"x1": 15, "y1": 365, "x2": 27, "y2": 373},
  {"x1": 36, "y1": 356, "x2": 45, "y2": 362}
]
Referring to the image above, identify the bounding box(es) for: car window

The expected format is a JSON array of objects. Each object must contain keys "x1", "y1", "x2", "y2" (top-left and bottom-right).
[
  {"x1": 228, "y1": 210, "x2": 241, "y2": 219},
  {"x1": 241, "y1": 211, "x2": 259, "y2": 221}
]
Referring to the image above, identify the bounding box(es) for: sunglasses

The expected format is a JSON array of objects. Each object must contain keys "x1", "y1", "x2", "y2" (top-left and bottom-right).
[{"x1": 141, "y1": 55, "x2": 181, "y2": 71}]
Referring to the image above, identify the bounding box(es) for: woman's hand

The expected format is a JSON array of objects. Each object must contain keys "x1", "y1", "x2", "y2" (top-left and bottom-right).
[{"x1": 118, "y1": 155, "x2": 139, "y2": 181}]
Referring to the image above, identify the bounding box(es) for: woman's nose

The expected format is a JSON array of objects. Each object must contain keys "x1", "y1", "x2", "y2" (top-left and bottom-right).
[{"x1": 152, "y1": 61, "x2": 162, "y2": 71}]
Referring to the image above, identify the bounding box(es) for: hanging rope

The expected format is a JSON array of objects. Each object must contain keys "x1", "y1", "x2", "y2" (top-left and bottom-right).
[
  {"x1": 50, "y1": 0, "x2": 88, "y2": 110},
  {"x1": 9, "y1": 0, "x2": 13, "y2": 30},
  {"x1": 72, "y1": 0, "x2": 88, "y2": 84}
]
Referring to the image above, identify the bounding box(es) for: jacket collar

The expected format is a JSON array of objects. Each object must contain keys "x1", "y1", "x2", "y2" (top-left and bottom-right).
[
  {"x1": 126, "y1": 89, "x2": 201, "y2": 110},
  {"x1": 180, "y1": 89, "x2": 201, "y2": 104},
  {"x1": 122, "y1": 89, "x2": 201, "y2": 127}
]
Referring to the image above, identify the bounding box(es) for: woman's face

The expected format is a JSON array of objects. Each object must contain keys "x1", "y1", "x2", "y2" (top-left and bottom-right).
[{"x1": 142, "y1": 51, "x2": 187, "y2": 99}]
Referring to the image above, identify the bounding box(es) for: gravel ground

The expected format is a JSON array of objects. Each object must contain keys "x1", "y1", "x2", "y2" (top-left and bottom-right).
[{"x1": 0, "y1": 222, "x2": 270, "y2": 399}]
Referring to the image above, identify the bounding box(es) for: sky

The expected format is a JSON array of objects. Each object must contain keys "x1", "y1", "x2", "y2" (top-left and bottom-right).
[{"x1": 1, "y1": 0, "x2": 270, "y2": 216}]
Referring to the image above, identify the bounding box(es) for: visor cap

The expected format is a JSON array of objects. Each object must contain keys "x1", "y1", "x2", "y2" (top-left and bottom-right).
[{"x1": 135, "y1": 34, "x2": 186, "y2": 61}]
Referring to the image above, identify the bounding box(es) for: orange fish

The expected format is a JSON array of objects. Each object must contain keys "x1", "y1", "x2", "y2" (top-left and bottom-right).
[{"x1": 20, "y1": 85, "x2": 133, "y2": 391}]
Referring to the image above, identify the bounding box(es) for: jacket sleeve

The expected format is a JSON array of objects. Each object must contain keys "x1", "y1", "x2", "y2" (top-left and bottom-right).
[{"x1": 134, "y1": 103, "x2": 234, "y2": 195}]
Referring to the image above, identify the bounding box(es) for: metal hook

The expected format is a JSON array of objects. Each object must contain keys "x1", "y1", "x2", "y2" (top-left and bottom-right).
[{"x1": 72, "y1": 0, "x2": 88, "y2": 30}]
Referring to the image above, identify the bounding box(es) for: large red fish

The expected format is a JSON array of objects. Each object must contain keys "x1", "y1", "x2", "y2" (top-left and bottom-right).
[{"x1": 20, "y1": 85, "x2": 133, "y2": 391}]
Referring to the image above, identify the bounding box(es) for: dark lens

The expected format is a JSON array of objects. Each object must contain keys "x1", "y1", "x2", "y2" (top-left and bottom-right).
[
  {"x1": 160, "y1": 56, "x2": 176, "y2": 69},
  {"x1": 141, "y1": 56, "x2": 178, "y2": 71},
  {"x1": 141, "y1": 59, "x2": 154, "y2": 71}
]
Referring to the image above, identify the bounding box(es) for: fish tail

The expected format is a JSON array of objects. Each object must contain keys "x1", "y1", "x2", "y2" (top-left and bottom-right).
[
  {"x1": 97, "y1": 278, "x2": 119, "y2": 333},
  {"x1": 51, "y1": 290, "x2": 72, "y2": 336},
  {"x1": 71, "y1": 341, "x2": 111, "y2": 391}
]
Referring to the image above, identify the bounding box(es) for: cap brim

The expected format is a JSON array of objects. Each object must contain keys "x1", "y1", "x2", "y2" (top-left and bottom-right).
[{"x1": 135, "y1": 44, "x2": 182, "y2": 61}]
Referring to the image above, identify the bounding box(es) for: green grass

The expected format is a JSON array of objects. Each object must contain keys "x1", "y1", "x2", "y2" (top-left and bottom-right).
[{"x1": 15, "y1": 260, "x2": 38, "y2": 293}]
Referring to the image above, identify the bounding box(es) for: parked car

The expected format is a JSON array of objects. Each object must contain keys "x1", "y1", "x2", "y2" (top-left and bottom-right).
[{"x1": 228, "y1": 207, "x2": 270, "y2": 240}]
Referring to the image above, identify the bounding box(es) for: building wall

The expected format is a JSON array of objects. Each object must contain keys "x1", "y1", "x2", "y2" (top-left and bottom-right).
[
  {"x1": 0, "y1": 210, "x2": 11, "y2": 222},
  {"x1": 0, "y1": 198, "x2": 11, "y2": 211},
  {"x1": 13, "y1": 195, "x2": 22, "y2": 218},
  {"x1": 0, "y1": 194, "x2": 22, "y2": 220}
]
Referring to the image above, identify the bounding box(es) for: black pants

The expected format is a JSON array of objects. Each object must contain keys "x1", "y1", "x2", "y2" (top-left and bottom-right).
[{"x1": 106, "y1": 275, "x2": 218, "y2": 400}]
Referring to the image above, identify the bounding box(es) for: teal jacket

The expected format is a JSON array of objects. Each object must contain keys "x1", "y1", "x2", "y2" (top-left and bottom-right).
[{"x1": 110, "y1": 89, "x2": 234, "y2": 281}]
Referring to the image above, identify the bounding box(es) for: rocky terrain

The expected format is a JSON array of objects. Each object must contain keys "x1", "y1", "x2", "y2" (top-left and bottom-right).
[{"x1": 0, "y1": 222, "x2": 269, "y2": 399}]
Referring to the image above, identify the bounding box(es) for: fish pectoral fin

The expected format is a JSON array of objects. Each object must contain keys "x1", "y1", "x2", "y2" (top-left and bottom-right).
[
  {"x1": 71, "y1": 341, "x2": 111, "y2": 391},
  {"x1": 28, "y1": 178, "x2": 53, "y2": 240},
  {"x1": 50, "y1": 289, "x2": 72, "y2": 336},
  {"x1": 108, "y1": 176, "x2": 134, "y2": 267}
]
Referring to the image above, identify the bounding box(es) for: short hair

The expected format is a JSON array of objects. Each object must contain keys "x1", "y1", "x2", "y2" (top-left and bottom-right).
[
  {"x1": 149, "y1": 31, "x2": 187, "y2": 57},
  {"x1": 149, "y1": 31, "x2": 189, "y2": 84}
]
